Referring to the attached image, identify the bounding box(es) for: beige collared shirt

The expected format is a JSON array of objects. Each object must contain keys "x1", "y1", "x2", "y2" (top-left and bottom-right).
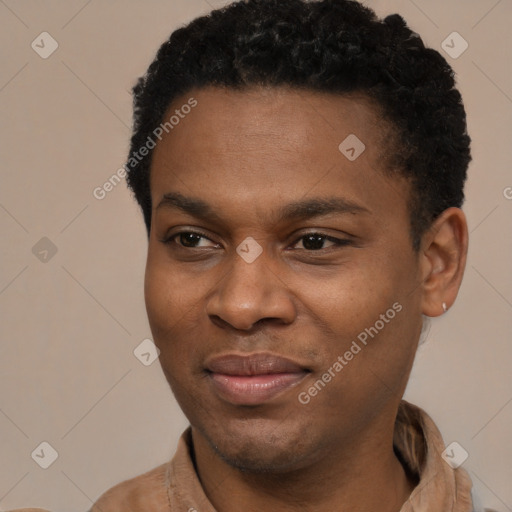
[{"x1": 10, "y1": 400, "x2": 485, "y2": 512}]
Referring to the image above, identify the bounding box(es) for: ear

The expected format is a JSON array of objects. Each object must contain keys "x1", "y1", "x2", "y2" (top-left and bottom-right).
[{"x1": 419, "y1": 207, "x2": 469, "y2": 317}]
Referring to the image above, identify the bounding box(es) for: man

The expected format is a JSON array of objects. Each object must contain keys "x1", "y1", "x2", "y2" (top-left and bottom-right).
[
  {"x1": 14, "y1": 0, "x2": 487, "y2": 510},
  {"x1": 90, "y1": 0, "x2": 487, "y2": 510}
]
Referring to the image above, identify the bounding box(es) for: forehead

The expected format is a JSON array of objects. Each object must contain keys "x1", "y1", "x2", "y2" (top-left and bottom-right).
[
  {"x1": 155, "y1": 85, "x2": 385, "y2": 156},
  {"x1": 149, "y1": 85, "x2": 408, "y2": 223}
]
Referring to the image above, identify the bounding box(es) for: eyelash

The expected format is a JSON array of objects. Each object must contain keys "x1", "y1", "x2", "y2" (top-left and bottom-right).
[{"x1": 159, "y1": 230, "x2": 352, "y2": 251}]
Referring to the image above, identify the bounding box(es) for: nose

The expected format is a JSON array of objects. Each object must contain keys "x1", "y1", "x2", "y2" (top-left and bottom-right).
[{"x1": 205, "y1": 248, "x2": 297, "y2": 331}]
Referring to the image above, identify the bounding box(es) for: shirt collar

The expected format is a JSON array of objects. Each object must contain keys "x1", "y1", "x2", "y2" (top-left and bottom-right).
[{"x1": 395, "y1": 400, "x2": 474, "y2": 512}]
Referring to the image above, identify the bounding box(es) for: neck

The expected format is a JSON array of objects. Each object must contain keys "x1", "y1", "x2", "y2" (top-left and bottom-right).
[{"x1": 191, "y1": 412, "x2": 417, "y2": 512}]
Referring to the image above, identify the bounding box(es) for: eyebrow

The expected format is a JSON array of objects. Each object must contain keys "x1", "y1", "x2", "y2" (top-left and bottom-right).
[{"x1": 156, "y1": 192, "x2": 370, "y2": 223}]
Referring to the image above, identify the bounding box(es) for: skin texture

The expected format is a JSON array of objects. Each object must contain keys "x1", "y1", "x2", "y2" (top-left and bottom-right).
[{"x1": 144, "y1": 86, "x2": 468, "y2": 512}]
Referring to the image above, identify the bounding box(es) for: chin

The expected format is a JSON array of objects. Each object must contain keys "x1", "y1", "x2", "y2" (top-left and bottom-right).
[
  {"x1": 215, "y1": 442, "x2": 311, "y2": 474},
  {"x1": 200, "y1": 418, "x2": 317, "y2": 474}
]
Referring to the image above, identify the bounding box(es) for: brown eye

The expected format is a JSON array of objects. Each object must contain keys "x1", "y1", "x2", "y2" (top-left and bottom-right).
[
  {"x1": 161, "y1": 231, "x2": 218, "y2": 249},
  {"x1": 179, "y1": 233, "x2": 203, "y2": 247},
  {"x1": 301, "y1": 234, "x2": 330, "y2": 250},
  {"x1": 292, "y1": 233, "x2": 347, "y2": 251}
]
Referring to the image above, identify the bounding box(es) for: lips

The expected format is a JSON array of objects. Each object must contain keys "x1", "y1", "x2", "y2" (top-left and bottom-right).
[
  {"x1": 206, "y1": 353, "x2": 307, "y2": 375},
  {"x1": 205, "y1": 353, "x2": 309, "y2": 405}
]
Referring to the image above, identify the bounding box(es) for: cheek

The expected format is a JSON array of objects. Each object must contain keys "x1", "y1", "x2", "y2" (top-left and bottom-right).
[
  {"x1": 288, "y1": 257, "x2": 401, "y2": 333},
  {"x1": 144, "y1": 250, "x2": 200, "y2": 329},
  {"x1": 288, "y1": 253, "x2": 420, "y2": 377},
  {"x1": 144, "y1": 255, "x2": 194, "y2": 363},
  {"x1": 143, "y1": 252, "x2": 216, "y2": 376}
]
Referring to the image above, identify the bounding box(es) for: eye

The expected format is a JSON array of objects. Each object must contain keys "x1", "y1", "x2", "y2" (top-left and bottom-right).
[
  {"x1": 161, "y1": 231, "x2": 219, "y2": 249},
  {"x1": 291, "y1": 233, "x2": 350, "y2": 251},
  {"x1": 161, "y1": 231, "x2": 351, "y2": 252}
]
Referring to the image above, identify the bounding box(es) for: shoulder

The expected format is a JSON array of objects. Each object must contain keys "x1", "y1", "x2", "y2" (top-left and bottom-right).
[
  {"x1": 90, "y1": 462, "x2": 169, "y2": 512},
  {"x1": 6, "y1": 509, "x2": 53, "y2": 512}
]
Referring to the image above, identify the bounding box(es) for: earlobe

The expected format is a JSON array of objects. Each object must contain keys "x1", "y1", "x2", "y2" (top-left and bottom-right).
[{"x1": 419, "y1": 207, "x2": 468, "y2": 317}]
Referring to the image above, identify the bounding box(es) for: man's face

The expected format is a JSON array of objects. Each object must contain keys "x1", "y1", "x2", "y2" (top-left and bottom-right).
[{"x1": 145, "y1": 86, "x2": 425, "y2": 472}]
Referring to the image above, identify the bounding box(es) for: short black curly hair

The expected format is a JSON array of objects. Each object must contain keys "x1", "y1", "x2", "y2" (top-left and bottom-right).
[{"x1": 125, "y1": 0, "x2": 471, "y2": 250}]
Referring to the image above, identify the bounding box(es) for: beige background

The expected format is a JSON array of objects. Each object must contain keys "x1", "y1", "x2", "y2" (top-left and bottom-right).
[{"x1": 1, "y1": 0, "x2": 511, "y2": 510}]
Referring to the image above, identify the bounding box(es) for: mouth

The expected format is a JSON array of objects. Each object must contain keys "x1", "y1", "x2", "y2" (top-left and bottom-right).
[{"x1": 205, "y1": 352, "x2": 310, "y2": 406}]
